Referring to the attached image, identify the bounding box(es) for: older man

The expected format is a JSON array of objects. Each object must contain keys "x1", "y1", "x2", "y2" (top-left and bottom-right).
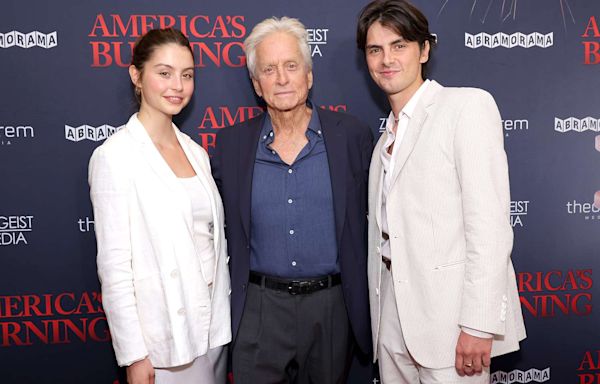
[
  {"x1": 211, "y1": 17, "x2": 373, "y2": 383},
  {"x1": 357, "y1": 0, "x2": 526, "y2": 383}
]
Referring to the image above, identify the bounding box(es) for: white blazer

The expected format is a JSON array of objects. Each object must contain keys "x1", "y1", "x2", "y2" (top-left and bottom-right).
[
  {"x1": 89, "y1": 114, "x2": 231, "y2": 368},
  {"x1": 367, "y1": 81, "x2": 526, "y2": 368}
]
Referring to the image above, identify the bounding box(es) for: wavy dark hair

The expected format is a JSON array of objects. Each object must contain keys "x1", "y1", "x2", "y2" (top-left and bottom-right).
[{"x1": 357, "y1": 0, "x2": 436, "y2": 79}]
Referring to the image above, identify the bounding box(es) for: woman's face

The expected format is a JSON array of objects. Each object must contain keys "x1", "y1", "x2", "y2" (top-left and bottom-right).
[{"x1": 130, "y1": 43, "x2": 195, "y2": 118}]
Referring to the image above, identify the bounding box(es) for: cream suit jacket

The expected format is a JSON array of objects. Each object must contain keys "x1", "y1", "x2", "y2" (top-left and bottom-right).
[
  {"x1": 89, "y1": 114, "x2": 231, "y2": 368},
  {"x1": 367, "y1": 81, "x2": 526, "y2": 368}
]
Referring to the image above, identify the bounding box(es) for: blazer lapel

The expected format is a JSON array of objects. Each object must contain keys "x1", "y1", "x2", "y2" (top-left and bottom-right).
[
  {"x1": 320, "y1": 110, "x2": 347, "y2": 246},
  {"x1": 127, "y1": 114, "x2": 194, "y2": 235},
  {"x1": 178, "y1": 133, "x2": 227, "y2": 289},
  {"x1": 177, "y1": 132, "x2": 217, "y2": 240},
  {"x1": 388, "y1": 81, "x2": 442, "y2": 188},
  {"x1": 370, "y1": 135, "x2": 386, "y2": 233},
  {"x1": 238, "y1": 115, "x2": 265, "y2": 242},
  {"x1": 128, "y1": 114, "x2": 177, "y2": 187}
]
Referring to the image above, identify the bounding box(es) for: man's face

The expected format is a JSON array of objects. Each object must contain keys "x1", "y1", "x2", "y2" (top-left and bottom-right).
[
  {"x1": 251, "y1": 32, "x2": 313, "y2": 113},
  {"x1": 365, "y1": 22, "x2": 429, "y2": 99}
]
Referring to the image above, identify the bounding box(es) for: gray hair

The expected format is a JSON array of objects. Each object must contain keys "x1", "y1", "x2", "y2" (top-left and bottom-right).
[{"x1": 244, "y1": 16, "x2": 313, "y2": 78}]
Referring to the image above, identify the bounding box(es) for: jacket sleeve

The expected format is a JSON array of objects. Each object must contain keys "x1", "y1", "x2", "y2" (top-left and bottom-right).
[
  {"x1": 89, "y1": 145, "x2": 148, "y2": 366},
  {"x1": 453, "y1": 90, "x2": 514, "y2": 336}
]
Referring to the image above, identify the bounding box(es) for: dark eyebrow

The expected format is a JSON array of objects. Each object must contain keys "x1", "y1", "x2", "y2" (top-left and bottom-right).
[
  {"x1": 366, "y1": 38, "x2": 405, "y2": 50},
  {"x1": 153, "y1": 63, "x2": 194, "y2": 71}
]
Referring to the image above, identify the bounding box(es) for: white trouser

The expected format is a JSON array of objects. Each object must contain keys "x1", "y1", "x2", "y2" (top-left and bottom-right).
[
  {"x1": 378, "y1": 265, "x2": 490, "y2": 384},
  {"x1": 154, "y1": 346, "x2": 227, "y2": 384}
]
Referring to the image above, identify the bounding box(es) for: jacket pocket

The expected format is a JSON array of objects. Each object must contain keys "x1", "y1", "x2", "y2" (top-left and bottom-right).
[
  {"x1": 434, "y1": 259, "x2": 467, "y2": 270},
  {"x1": 134, "y1": 275, "x2": 172, "y2": 344}
]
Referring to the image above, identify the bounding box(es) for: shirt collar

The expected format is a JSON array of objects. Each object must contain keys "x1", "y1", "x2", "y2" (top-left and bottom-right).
[
  {"x1": 385, "y1": 79, "x2": 430, "y2": 135},
  {"x1": 260, "y1": 100, "x2": 322, "y2": 145}
]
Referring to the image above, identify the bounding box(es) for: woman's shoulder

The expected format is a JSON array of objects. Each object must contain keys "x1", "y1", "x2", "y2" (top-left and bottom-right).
[{"x1": 177, "y1": 130, "x2": 209, "y2": 159}]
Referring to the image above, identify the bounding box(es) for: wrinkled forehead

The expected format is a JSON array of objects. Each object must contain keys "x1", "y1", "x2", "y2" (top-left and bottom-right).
[{"x1": 255, "y1": 32, "x2": 305, "y2": 64}]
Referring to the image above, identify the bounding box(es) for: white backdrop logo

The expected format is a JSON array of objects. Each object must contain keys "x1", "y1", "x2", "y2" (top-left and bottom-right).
[
  {"x1": 510, "y1": 200, "x2": 529, "y2": 228},
  {"x1": 378, "y1": 116, "x2": 388, "y2": 133},
  {"x1": 0, "y1": 215, "x2": 33, "y2": 246},
  {"x1": 503, "y1": 118, "x2": 529, "y2": 137},
  {"x1": 65, "y1": 124, "x2": 124, "y2": 142},
  {"x1": 465, "y1": 32, "x2": 553, "y2": 48},
  {"x1": 566, "y1": 199, "x2": 600, "y2": 220},
  {"x1": 0, "y1": 125, "x2": 34, "y2": 146},
  {"x1": 307, "y1": 28, "x2": 328, "y2": 57},
  {"x1": 0, "y1": 31, "x2": 57, "y2": 49},
  {"x1": 491, "y1": 368, "x2": 550, "y2": 383},
  {"x1": 78, "y1": 217, "x2": 95, "y2": 233},
  {"x1": 555, "y1": 117, "x2": 600, "y2": 133}
]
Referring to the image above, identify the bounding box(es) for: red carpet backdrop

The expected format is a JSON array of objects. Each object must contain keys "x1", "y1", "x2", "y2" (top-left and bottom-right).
[{"x1": 1, "y1": 0, "x2": 600, "y2": 382}]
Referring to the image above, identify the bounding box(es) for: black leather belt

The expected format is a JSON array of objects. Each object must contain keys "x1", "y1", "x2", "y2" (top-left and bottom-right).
[{"x1": 249, "y1": 272, "x2": 341, "y2": 295}]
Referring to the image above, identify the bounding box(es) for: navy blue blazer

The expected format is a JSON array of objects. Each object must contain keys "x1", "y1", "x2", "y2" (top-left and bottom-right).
[{"x1": 211, "y1": 107, "x2": 373, "y2": 354}]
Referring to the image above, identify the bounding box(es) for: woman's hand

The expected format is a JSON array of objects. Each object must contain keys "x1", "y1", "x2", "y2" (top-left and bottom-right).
[{"x1": 126, "y1": 358, "x2": 155, "y2": 384}]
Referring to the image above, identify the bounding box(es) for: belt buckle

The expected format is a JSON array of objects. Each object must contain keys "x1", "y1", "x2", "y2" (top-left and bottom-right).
[{"x1": 288, "y1": 280, "x2": 312, "y2": 295}]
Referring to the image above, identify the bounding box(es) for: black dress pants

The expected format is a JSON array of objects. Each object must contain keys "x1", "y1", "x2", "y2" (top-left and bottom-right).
[{"x1": 232, "y1": 277, "x2": 352, "y2": 384}]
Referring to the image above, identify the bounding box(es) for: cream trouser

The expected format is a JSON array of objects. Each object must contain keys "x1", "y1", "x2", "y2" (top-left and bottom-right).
[
  {"x1": 378, "y1": 265, "x2": 490, "y2": 384},
  {"x1": 154, "y1": 346, "x2": 227, "y2": 384}
]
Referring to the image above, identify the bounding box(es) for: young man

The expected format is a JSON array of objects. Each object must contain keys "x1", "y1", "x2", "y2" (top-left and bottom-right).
[{"x1": 356, "y1": 1, "x2": 526, "y2": 382}]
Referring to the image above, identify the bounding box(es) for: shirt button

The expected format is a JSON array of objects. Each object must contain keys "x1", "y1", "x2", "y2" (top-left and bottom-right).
[
  {"x1": 177, "y1": 308, "x2": 185, "y2": 316},
  {"x1": 288, "y1": 199, "x2": 293, "y2": 204},
  {"x1": 170, "y1": 270, "x2": 179, "y2": 278},
  {"x1": 289, "y1": 229, "x2": 295, "y2": 235},
  {"x1": 288, "y1": 169, "x2": 293, "y2": 174},
  {"x1": 269, "y1": 132, "x2": 273, "y2": 137},
  {"x1": 271, "y1": 150, "x2": 276, "y2": 155},
  {"x1": 262, "y1": 135, "x2": 267, "y2": 140},
  {"x1": 291, "y1": 261, "x2": 297, "y2": 266}
]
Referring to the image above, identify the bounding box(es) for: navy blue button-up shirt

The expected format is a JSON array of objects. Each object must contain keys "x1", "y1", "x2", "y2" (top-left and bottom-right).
[{"x1": 250, "y1": 105, "x2": 338, "y2": 278}]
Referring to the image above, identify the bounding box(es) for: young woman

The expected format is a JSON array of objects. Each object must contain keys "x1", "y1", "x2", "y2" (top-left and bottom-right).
[{"x1": 89, "y1": 28, "x2": 230, "y2": 384}]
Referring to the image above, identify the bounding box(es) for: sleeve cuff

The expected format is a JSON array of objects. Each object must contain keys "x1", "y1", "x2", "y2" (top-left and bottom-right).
[
  {"x1": 461, "y1": 326, "x2": 493, "y2": 339},
  {"x1": 122, "y1": 355, "x2": 149, "y2": 367}
]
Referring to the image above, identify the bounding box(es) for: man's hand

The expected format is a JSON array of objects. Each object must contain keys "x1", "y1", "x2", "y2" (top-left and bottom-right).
[
  {"x1": 455, "y1": 331, "x2": 492, "y2": 376},
  {"x1": 126, "y1": 358, "x2": 155, "y2": 384}
]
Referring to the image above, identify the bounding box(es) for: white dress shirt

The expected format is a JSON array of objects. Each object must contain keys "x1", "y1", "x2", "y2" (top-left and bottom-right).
[{"x1": 380, "y1": 79, "x2": 430, "y2": 261}]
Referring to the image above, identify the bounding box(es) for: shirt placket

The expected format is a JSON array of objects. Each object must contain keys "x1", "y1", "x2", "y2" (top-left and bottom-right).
[{"x1": 286, "y1": 162, "x2": 298, "y2": 270}]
